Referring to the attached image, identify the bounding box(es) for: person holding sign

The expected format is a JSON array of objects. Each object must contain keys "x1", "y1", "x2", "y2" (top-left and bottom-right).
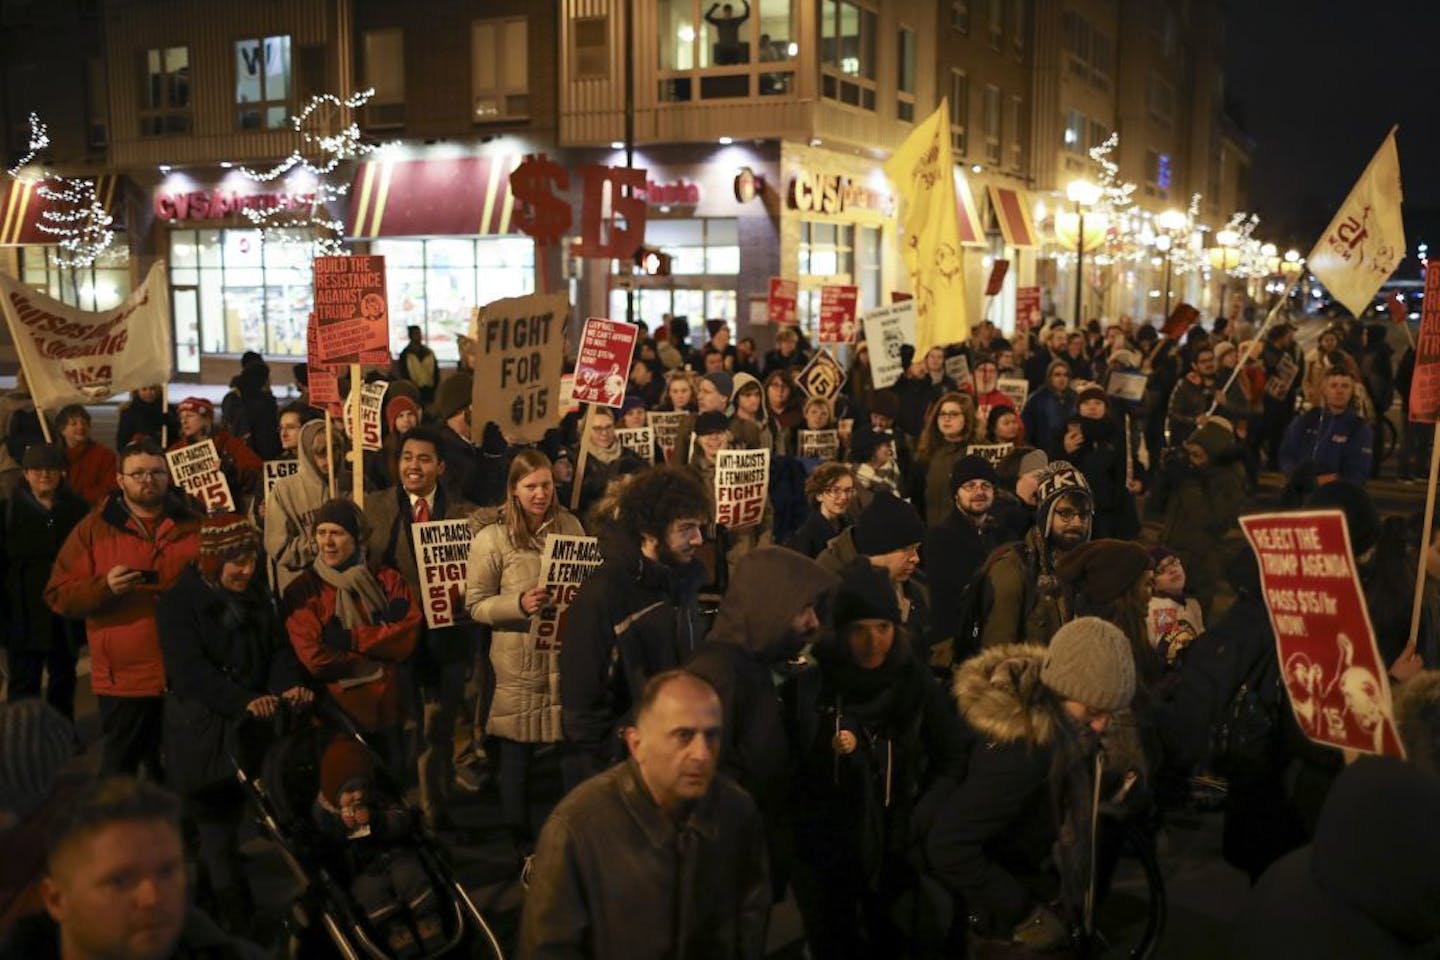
[
  {"x1": 266, "y1": 421, "x2": 346, "y2": 594},
  {"x1": 464, "y1": 449, "x2": 586, "y2": 858},
  {"x1": 686, "y1": 412, "x2": 773, "y2": 579},
  {"x1": 169, "y1": 398, "x2": 263, "y2": 508}
]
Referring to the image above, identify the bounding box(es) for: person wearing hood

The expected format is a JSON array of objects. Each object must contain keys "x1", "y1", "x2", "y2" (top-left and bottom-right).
[
  {"x1": 1279, "y1": 367, "x2": 1374, "y2": 486},
  {"x1": 1060, "y1": 388, "x2": 1140, "y2": 540},
  {"x1": 1150, "y1": 418, "x2": 1245, "y2": 617},
  {"x1": 925, "y1": 455, "x2": 1005, "y2": 661},
  {"x1": 912, "y1": 391, "x2": 977, "y2": 525},
  {"x1": 762, "y1": 369, "x2": 802, "y2": 456},
  {"x1": 785, "y1": 461, "x2": 855, "y2": 559},
  {"x1": 730, "y1": 372, "x2": 774, "y2": 453},
  {"x1": 1233, "y1": 757, "x2": 1440, "y2": 959},
  {"x1": 115, "y1": 384, "x2": 179, "y2": 449},
  {"x1": 558, "y1": 466, "x2": 711, "y2": 791},
  {"x1": 991, "y1": 446, "x2": 1047, "y2": 543},
  {"x1": 1021, "y1": 360, "x2": 1076, "y2": 457},
  {"x1": 265, "y1": 419, "x2": 347, "y2": 594},
  {"x1": 788, "y1": 562, "x2": 966, "y2": 958}
]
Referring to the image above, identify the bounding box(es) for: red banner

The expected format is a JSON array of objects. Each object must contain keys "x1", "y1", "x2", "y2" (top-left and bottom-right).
[
  {"x1": 817, "y1": 284, "x2": 858, "y2": 344},
  {"x1": 1161, "y1": 302, "x2": 1198, "y2": 340},
  {"x1": 767, "y1": 277, "x2": 798, "y2": 325},
  {"x1": 313, "y1": 255, "x2": 390, "y2": 364},
  {"x1": 1240, "y1": 511, "x2": 1405, "y2": 758},
  {"x1": 1016, "y1": 285, "x2": 1041, "y2": 331},
  {"x1": 305, "y1": 313, "x2": 341, "y2": 405},
  {"x1": 984, "y1": 259, "x2": 1010, "y2": 296},
  {"x1": 1409, "y1": 265, "x2": 1440, "y2": 423},
  {"x1": 572, "y1": 317, "x2": 639, "y2": 407}
]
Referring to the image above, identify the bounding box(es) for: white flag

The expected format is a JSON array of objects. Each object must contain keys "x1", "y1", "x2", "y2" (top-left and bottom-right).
[{"x1": 1307, "y1": 129, "x2": 1404, "y2": 318}]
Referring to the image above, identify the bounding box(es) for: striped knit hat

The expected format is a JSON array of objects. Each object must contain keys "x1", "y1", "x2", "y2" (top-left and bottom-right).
[
  {"x1": 0, "y1": 700, "x2": 72, "y2": 818},
  {"x1": 198, "y1": 512, "x2": 259, "y2": 577}
]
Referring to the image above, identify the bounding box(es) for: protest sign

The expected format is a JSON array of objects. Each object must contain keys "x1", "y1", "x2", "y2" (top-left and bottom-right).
[
  {"x1": 616, "y1": 425, "x2": 655, "y2": 464},
  {"x1": 795, "y1": 347, "x2": 847, "y2": 400},
  {"x1": 1161, "y1": 303, "x2": 1198, "y2": 340},
  {"x1": 997, "y1": 377, "x2": 1029, "y2": 410},
  {"x1": 984, "y1": 259, "x2": 1010, "y2": 296},
  {"x1": 967, "y1": 442, "x2": 1014, "y2": 465},
  {"x1": 1016, "y1": 286, "x2": 1041, "y2": 331},
  {"x1": 1106, "y1": 370, "x2": 1147, "y2": 403},
  {"x1": 306, "y1": 312, "x2": 341, "y2": 405},
  {"x1": 409, "y1": 519, "x2": 474, "y2": 629},
  {"x1": 529, "y1": 534, "x2": 603, "y2": 651},
  {"x1": 797, "y1": 429, "x2": 839, "y2": 461},
  {"x1": 166, "y1": 439, "x2": 235, "y2": 513},
  {"x1": 649, "y1": 411, "x2": 685, "y2": 462},
  {"x1": 573, "y1": 317, "x2": 638, "y2": 407},
  {"x1": 263, "y1": 459, "x2": 299, "y2": 501},
  {"x1": 767, "y1": 277, "x2": 798, "y2": 325},
  {"x1": 0, "y1": 261, "x2": 172, "y2": 409},
  {"x1": 944, "y1": 354, "x2": 972, "y2": 387},
  {"x1": 714, "y1": 448, "x2": 769, "y2": 529},
  {"x1": 558, "y1": 373, "x2": 580, "y2": 415},
  {"x1": 818, "y1": 284, "x2": 859, "y2": 344},
  {"x1": 1240, "y1": 510, "x2": 1404, "y2": 758},
  {"x1": 863, "y1": 301, "x2": 917, "y2": 389},
  {"x1": 312, "y1": 255, "x2": 390, "y2": 363},
  {"x1": 469, "y1": 292, "x2": 569, "y2": 443},
  {"x1": 358, "y1": 379, "x2": 388, "y2": 451},
  {"x1": 1264, "y1": 354, "x2": 1301, "y2": 402},
  {"x1": 1409, "y1": 262, "x2": 1440, "y2": 423}
]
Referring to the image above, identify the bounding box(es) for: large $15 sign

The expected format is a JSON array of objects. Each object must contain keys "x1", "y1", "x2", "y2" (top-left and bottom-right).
[{"x1": 510, "y1": 153, "x2": 649, "y2": 259}]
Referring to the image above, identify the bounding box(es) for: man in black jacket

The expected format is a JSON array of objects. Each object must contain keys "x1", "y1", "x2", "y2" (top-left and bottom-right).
[
  {"x1": 558, "y1": 466, "x2": 710, "y2": 792},
  {"x1": 924, "y1": 454, "x2": 1004, "y2": 661}
]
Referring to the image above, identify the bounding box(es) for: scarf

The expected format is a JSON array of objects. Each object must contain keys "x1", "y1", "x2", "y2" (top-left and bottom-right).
[{"x1": 312, "y1": 554, "x2": 389, "y2": 628}]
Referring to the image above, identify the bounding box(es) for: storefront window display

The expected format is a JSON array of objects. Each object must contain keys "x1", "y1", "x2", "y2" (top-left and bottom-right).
[
  {"x1": 170, "y1": 228, "x2": 315, "y2": 359},
  {"x1": 796, "y1": 222, "x2": 879, "y2": 334},
  {"x1": 21, "y1": 243, "x2": 132, "y2": 311}
]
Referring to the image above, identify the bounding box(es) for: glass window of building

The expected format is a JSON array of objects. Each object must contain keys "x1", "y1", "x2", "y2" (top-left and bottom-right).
[
  {"x1": 1007, "y1": 95, "x2": 1023, "y2": 170},
  {"x1": 572, "y1": 16, "x2": 609, "y2": 79},
  {"x1": 1063, "y1": 109, "x2": 1084, "y2": 152},
  {"x1": 1011, "y1": 0, "x2": 1025, "y2": 54},
  {"x1": 608, "y1": 289, "x2": 736, "y2": 338},
  {"x1": 142, "y1": 46, "x2": 190, "y2": 136},
  {"x1": 234, "y1": 36, "x2": 291, "y2": 130},
  {"x1": 170, "y1": 228, "x2": 313, "y2": 358},
  {"x1": 471, "y1": 17, "x2": 529, "y2": 122},
  {"x1": 984, "y1": 85, "x2": 1001, "y2": 164},
  {"x1": 611, "y1": 218, "x2": 739, "y2": 277},
  {"x1": 799, "y1": 221, "x2": 854, "y2": 278},
  {"x1": 21, "y1": 243, "x2": 132, "y2": 311},
  {"x1": 896, "y1": 27, "x2": 916, "y2": 122},
  {"x1": 362, "y1": 29, "x2": 405, "y2": 128},
  {"x1": 820, "y1": 0, "x2": 877, "y2": 110},
  {"x1": 658, "y1": 0, "x2": 796, "y2": 102},
  {"x1": 951, "y1": 0, "x2": 969, "y2": 32},
  {"x1": 950, "y1": 70, "x2": 969, "y2": 155},
  {"x1": 1147, "y1": 74, "x2": 1175, "y2": 127},
  {"x1": 988, "y1": 0, "x2": 1003, "y2": 48}
]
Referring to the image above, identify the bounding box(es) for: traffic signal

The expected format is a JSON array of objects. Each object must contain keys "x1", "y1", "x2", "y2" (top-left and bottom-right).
[{"x1": 634, "y1": 246, "x2": 671, "y2": 276}]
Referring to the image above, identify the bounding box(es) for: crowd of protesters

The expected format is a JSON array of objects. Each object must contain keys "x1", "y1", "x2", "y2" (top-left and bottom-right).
[{"x1": 1, "y1": 307, "x2": 1439, "y2": 960}]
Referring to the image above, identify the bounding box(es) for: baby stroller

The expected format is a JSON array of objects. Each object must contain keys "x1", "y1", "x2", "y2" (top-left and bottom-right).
[{"x1": 233, "y1": 702, "x2": 505, "y2": 959}]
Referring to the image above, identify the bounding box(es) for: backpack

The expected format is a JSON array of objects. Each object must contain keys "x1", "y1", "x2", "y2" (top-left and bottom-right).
[{"x1": 950, "y1": 541, "x2": 1036, "y2": 663}]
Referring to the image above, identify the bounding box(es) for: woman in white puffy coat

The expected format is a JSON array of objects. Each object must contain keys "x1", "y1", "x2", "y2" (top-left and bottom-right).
[{"x1": 465, "y1": 448, "x2": 585, "y2": 852}]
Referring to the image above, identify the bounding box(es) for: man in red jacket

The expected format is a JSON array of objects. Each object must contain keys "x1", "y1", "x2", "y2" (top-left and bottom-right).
[
  {"x1": 44, "y1": 439, "x2": 201, "y2": 777},
  {"x1": 168, "y1": 397, "x2": 262, "y2": 506}
]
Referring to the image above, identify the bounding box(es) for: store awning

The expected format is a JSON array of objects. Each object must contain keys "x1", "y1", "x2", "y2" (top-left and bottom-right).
[
  {"x1": 987, "y1": 185, "x2": 1038, "y2": 248},
  {"x1": 953, "y1": 168, "x2": 987, "y2": 247},
  {"x1": 0, "y1": 174, "x2": 125, "y2": 246},
  {"x1": 346, "y1": 155, "x2": 521, "y2": 239}
]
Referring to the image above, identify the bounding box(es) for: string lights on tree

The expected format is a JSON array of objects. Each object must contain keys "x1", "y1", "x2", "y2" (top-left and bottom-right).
[{"x1": 6, "y1": 112, "x2": 115, "y2": 269}]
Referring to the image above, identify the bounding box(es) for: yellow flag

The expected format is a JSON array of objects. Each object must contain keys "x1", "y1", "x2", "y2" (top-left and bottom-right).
[
  {"x1": 884, "y1": 99, "x2": 969, "y2": 354},
  {"x1": 1307, "y1": 127, "x2": 1404, "y2": 318}
]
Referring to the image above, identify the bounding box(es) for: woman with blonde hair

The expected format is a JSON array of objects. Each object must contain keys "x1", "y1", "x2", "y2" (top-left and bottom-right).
[
  {"x1": 465, "y1": 448, "x2": 586, "y2": 856},
  {"x1": 912, "y1": 391, "x2": 977, "y2": 524}
]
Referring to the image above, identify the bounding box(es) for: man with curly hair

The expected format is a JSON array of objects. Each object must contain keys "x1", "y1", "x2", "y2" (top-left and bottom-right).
[{"x1": 558, "y1": 466, "x2": 712, "y2": 792}]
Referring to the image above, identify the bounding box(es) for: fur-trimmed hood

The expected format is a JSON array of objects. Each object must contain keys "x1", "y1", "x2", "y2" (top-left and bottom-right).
[{"x1": 952, "y1": 643, "x2": 1057, "y2": 747}]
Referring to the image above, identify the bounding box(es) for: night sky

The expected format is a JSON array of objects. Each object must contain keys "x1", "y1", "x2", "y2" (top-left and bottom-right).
[{"x1": 1225, "y1": 0, "x2": 1440, "y2": 254}]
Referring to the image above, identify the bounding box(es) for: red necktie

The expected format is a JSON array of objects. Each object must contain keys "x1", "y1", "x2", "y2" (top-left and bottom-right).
[{"x1": 413, "y1": 497, "x2": 430, "y2": 523}]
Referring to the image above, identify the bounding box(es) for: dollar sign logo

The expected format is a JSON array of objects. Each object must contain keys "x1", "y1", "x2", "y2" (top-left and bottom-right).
[
  {"x1": 511, "y1": 393, "x2": 526, "y2": 426},
  {"x1": 510, "y1": 154, "x2": 572, "y2": 245}
]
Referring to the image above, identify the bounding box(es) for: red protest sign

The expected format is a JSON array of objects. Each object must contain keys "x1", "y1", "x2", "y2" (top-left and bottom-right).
[
  {"x1": 891, "y1": 291, "x2": 913, "y2": 303},
  {"x1": 573, "y1": 317, "x2": 639, "y2": 407},
  {"x1": 767, "y1": 277, "x2": 798, "y2": 325},
  {"x1": 1161, "y1": 302, "x2": 1198, "y2": 340},
  {"x1": 817, "y1": 284, "x2": 858, "y2": 344},
  {"x1": 305, "y1": 312, "x2": 341, "y2": 405},
  {"x1": 313, "y1": 255, "x2": 389, "y2": 364},
  {"x1": 1240, "y1": 510, "x2": 1405, "y2": 758},
  {"x1": 984, "y1": 259, "x2": 1010, "y2": 296},
  {"x1": 1016, "y1": 286, "x2": 1041, "y2": 331},
  {"x1": 1409, "y1": 265, "x2": 1440, "y2": 423}
]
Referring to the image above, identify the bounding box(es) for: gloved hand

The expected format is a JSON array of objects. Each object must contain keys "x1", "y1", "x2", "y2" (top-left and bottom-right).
[
  {"x1": 320, "y1": 616, "x2": 353, "y2": 652},
  {"x1": 373, "y1": 597, "x2": 411, "y2": 625}
]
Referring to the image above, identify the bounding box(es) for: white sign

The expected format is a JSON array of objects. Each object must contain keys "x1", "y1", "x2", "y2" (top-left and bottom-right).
[
  {"x1": 359, "y1": 380, "x2": 388, "y2": 451},
  {"x1": 862, "y1": 301, "x2": 918, "y2": 389},
  {"x1": 528, "y1": 534, "x2": 603, "y2": 650},
  {"x1": 263, "y1": 459, "x2": 300, "y2": 501},
  {"x1": 715, "y1": 448, "x2": 770, "y2": 530},
  {"x1": 997, "y1": 376, "x2": 1030, "y2": 410},
  {"x1": 166, "y1": 439, "x2": 235, "y2": 514},
  {"x1": 410, "y1": 519, "x2": 474, "y2": 629},
  {"x1": 967, "y1": 442, "x2": 1014, "y2": 465},
  {"x1": 615, "y1": 425, "x2": 655, "y2": 464},
  {"x1": 649, "y1": 411, "x2": 685, "y2": 462},
  {"x1": 797, "y1": 429, "x2": 840, "y2": 461},
  {"x1": 944, "y1": 354, "x2": 972, "y2": 387}
]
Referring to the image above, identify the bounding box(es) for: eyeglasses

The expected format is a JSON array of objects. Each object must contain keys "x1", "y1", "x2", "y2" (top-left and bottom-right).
[
  {"x1": 824, "y1": 485, "x2": 855, "y2": 497},
  {"x1": 1053, "y1": 506, "x2": 1092, "y2": 522},
  {"x1": 122, "y1": 470, "x2": 169, "y2": 482},
  {"x1": 937, "y1": 410, "x2": 965, "y2": 419}
]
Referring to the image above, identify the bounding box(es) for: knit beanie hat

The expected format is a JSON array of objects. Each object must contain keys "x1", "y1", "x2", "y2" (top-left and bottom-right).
[
  {"x1": 1034, "y1": 460, "x2": 1092, "y2": 535},
  {"x1": 433, "y1": 371, "x2": 474, "y2": 421},
  {"x1": 949, "y1": 454, "x2": 998, "y2": 498},
  {"x1": 319, "y1": 737, "x2": 375, "y2": 806},
  {"x1": 847, "y1": 428, "x2": 886, "y2": 465},
  {"x1": 1054, "y1": 539, "x2": 1152, "y2": 605},
  {"x1": 869, "y1": 390, "x2": 901, "y2": 420},
  {"x1": 1305, "y1": 480, "x2": 1380, "y2": 557},
  {"x1": 695, "y1": 411, "x2": 730, "y2": 436},
  {"x1": 384, "y1": 395, "x2": 420, "y2": 432},
  {"x1": 833, "y1": 559, "x2": 902, "y2": 635},
  {"x1": 313, "y1": 498, "x2": 362, "y2": 541},
  {"x1": 21, "y1": 443, "x2": 65, "y2": 470},
  {"x1": 0, "y1": 700, "x2": 72, "y2": 819},
  {"x1": 853, "y1": 491, "x2": 924, "y2": 556},
  {"x1": 702, "y1": 371, "x2": 735, "y2": 400},
  {"x1": 1041, "y1": 616, "x2": 1136, "y2": 712},
  {"x1": 1149, "y1": 546, "x2": 1179, "y2": 568},
  {"x1": 177, "y1": 396, "x2": 213, "y2": 418},
  {"x1": 1076, "y1": 386, "x2": 1107, "y2": 407},
  {"x1": 621, "y1": 395, "x2": 648, "y2": 417},
  {"x1": 1018, "y1": 448, "x2": 1049, "y2": 477},
  {"x1": 198, "y1": 512, "x2": 260, "y2": 578}
]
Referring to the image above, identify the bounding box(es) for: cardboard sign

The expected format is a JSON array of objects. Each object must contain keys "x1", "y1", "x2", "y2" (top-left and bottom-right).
[
  {"x1": 573, "y1": 317, "x2": 639, "y2": 407},
  {"x1": 470, "y1": 292, "x2": 569, "y2": 443},
  {"x1": 528, "y1": 534, "x2": 603, "y2": 650},
  {"x1": 984, "y1": 259, "x2": 1010, "y2": 297},
  {"x1": 997, "y1": 377, "x2": 1030, "y2": 410},
  {"x1": 263, "y1": 459, "x2": 299, "y2": 501},
  {"x1": 166, "y1": 439, "x2": 235, "y2": 513},
  {"x1": 863, "y1": 301, "x2": 918, "y2": 390},
  {"x1": 714, "y1": 448, "x2": 769, "y2": 530},
  {"x1": 944, "y1": 354, "x2": 973, "y2": 387},
  {"x1": 1410, "y1": 262, "x2": 1440, "y2": 423},
  {"x1": 797, "y1": 429, "x2": 839, "y2": 461},
  {"x1": 616, "y1": 425, "x2": 655, "y2": 464},
  {"x1": 410, "y1": 519, "x2": 473, "y2": 629},
  {"x1": 649, "y1": 411, "x2": 685, "y2": 462},
  {"x1": 767, "y1": 277, "x2": 798, "y2": 325},
  {"x1": 358, "y1": 380, "x2": 388, "y2": 451},
  {"x1": 1016, "y1": 285, "x2": 1042, "y2": 331},
  {"x1": 1240, "y1": 511, "x2": 1404, "y2": 758},
  {"x1": 795, "y1": 347, "x2": 847, "y2": 400},
  {"x1": 818, "y1": 284, "x2": 859, "y2": 344},
  {"x1": 312, "y1": 255, "x2": 390, "y2": 364},
  {"x1": 1106, "y1": 370, "x2": 1148, "y2": 403},
  {"x1": 967, "y1": 442, "x2": 1014, "y2": 466},
  {"x1": 1265, "y1": 354, "x2": 1301, "y2": 402}
]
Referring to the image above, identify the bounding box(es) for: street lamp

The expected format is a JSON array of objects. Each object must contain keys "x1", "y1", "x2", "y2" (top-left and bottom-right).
[
  {"x1": 1155, "y1": 208, "x2": 1189, "y2": 315},
  {"x1": 1067, "y1": 178, "x2": 1101, "y2": 324}
]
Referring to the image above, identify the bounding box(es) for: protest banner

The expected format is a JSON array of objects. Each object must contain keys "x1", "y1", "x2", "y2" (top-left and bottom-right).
[
  {"x1": 649, "y1": 411, "x2": 685, "y2": 462},
  {"x1": 558, "y1": 373, "x2": 580, "y2": 415},
  {"x1": 409, "y1": 519, "x2": 474, "y2": 629},
  {"x1": 996, "y1": 377, "x2": 1029, "y2": 410},
  {"x1": 1264, "y1": 354, "x2": 1301, "y2": 402},
  {"x1": 1161, "y1": 303, "x2": 1198, "y2": 340},
  {"x1": 818, "y1": 284, "x2": 859, "y2": 344},
  {"x1": 312, "y1": 255, "x2": 390, "y2": 363},
  {"x1": 1240, "y1": 510, "x2": 1404, "y2": 758},
  {"x1": 262, "y1": 459, "x2": 299, "y2": 501},
  {"x1": 529, "y1": 534, "x2": 603, "y2": 651},
  {"x1": 573, "y1": 317, "x2": 638, "y2": 407},
  {"x1": 305, "y1": 312, "x2": 341, "y2": 405},
  {"x1": 616, "y1": 425, "x2": 656, "y2": 464},
  {"x1": 767, "y1": 277, "x2": 798, "y2": 325},
  {"x1": 0, "y1": 261, "x2": 171, "y2": 411},
  {"x1": 166, "y1": 439, "x2": 235, "y2": 514},
  {"x1": 358, "y1": 379, "x2": 388, "y2": 451},
  {"x1": 469, "y1": 292, "x2": 569, "y2": 443},
  {"x1": 984, "y1": 259, "x2": 1010, "y2": 296},
  {"x1": 797, "y1": 429, "x2": 839, "y2": 461},
  {"x1": 944, "y1": 354, "x2": 972, "y2": 387},
  {"x1": 714, "y1": 448, "x2": 770, "y2": 529},
  {"x1": 967, "y1": 442, "x2": 1014, "y2": 465},
  {"x1": 863, "y1": 301, "x2": 918, "y2": 390},
  {"x1": 1016, "y1": 286, "x2": 1042, "y2": 331},
  {"x1": 1106, "y1": 370, "x2": 1147, "y2": 403},
  {"x1": 1306, "y1": 128, "x2": 1404, "y2": 319},
  {"x1": 794, "y1": 347, "x2": 847, "y2": 401},
  {"x1": 1408, "y1": 263, "x2": 1440, "y2": 423}
]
